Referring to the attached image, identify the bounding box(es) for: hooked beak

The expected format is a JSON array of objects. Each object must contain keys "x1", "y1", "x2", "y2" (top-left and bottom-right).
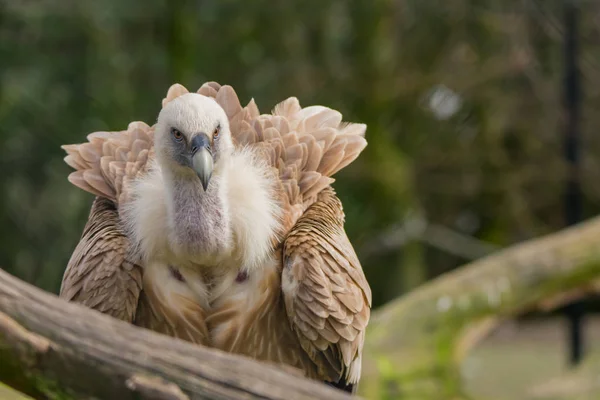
[{"x1": 190, "y1": 133, "x2": 213, "y2": 191}]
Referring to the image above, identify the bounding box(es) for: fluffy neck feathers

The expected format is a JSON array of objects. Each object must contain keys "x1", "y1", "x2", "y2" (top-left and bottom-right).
[
  {"x1": 126, "y1": 148, "x2": 281, "y2": 274},
  {"x1": 163, "y1": 168, "x2": 232, "y2": 264}
]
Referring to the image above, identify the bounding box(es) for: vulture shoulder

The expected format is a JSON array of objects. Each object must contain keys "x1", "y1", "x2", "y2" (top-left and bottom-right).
[
  {"x1": 282, "y1": 187, "x2": 371, "y2": 391},
  {"x1": 60, "y1": 196, "x2": 143, "y2": 322},
  {"x1": 61, "y1": 121, "x2": 155, "y2": 210}
]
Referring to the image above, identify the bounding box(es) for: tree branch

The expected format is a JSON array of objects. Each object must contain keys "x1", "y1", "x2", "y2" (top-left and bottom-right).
[
  {"x1": 360, "y1": 216, "x2": 600, "y2": 399},
  {"x1": 0, "y1": 268, "x2": 354, "y2": 400},
  {"x1": 361, "y1": 214, "x2": 499, "y2": 261}
]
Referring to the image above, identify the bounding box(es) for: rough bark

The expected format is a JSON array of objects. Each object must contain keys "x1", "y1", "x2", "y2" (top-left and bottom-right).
[
  {"x1": 0, "y1": 268, "x2": 354, "y2": 400},
  {"x1": 360, "y1": 216, "x2": 600, "y2": 399}
]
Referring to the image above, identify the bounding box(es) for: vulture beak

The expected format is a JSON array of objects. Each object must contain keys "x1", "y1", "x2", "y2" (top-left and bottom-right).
[{"x1": 190, "y1": 133, "x2": 213, "y2": 191}]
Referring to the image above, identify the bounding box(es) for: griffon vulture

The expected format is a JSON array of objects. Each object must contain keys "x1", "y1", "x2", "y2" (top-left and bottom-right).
[{"x1": 60, "y1": 82, "x2": 371, "y2": 392}]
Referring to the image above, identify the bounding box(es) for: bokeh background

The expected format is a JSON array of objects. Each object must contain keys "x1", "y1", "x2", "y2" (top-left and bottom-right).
[{"x1": 2, "y1": 0, "x2": 600, "y2": 399}]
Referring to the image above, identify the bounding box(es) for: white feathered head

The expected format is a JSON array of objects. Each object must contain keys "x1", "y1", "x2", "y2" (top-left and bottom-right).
[{"x1": 155, "y1": 93, "x2": 234, "y2": 190}]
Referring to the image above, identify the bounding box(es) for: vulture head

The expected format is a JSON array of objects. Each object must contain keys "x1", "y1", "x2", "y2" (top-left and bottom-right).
[
  {"x1": 153, "y1": 93, "x2": 235, "y2": 260},
  {"x1": 155, "y1": 93, "x2": 234, "y2": 191}
]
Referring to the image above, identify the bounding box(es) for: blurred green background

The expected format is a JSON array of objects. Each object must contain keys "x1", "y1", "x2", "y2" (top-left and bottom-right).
[
  {"x1": 1, "y1": 1, "x2": 600, "y2": 398},
  {"x1": 3, "y1": 0, "x2": 600, "y2": 303}
]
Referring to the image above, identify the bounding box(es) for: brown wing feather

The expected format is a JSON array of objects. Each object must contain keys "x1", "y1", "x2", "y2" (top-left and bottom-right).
[
  {"x1": 60, "y1": 196, "x2": 143, "y2": 322},
  {"x1": 281, "y1": 187, "x2": 371, "y2": 388},
  {"x1": 62, "y1": 122, "x2": 154, "y2": 208},
  {"x1": 212, "y1": 84, "x2": 367, "y2": 229}
]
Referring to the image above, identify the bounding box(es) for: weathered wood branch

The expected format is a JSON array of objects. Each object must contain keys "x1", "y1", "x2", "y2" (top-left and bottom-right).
[
  {"x1": 360, "y1": 216, "x2": 600, "y2": 399},
  {"x1": 0, "y1": 268, "x2": 354, "y2": 400}
]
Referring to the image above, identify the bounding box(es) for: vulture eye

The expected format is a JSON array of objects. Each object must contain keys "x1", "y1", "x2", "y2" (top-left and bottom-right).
[
  {"x1": 171, "y1": 128, "x2": 184, "y2": 142},
  {"x1": 213, "y1": 124, "x2": 220, "y2": 139}
]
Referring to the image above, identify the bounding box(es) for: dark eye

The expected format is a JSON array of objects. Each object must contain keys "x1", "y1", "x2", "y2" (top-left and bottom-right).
[
  {"x1": 171, "y1": 128, "x2": 184, "y2": 142},
  {"x1": 213, "y1": 124, "x2": 220, "y2": 139}
]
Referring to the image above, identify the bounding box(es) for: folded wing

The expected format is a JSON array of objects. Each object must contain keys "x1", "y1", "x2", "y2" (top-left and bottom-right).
[
  {"x1": 60, "y1": 196, "x2": 143, "y2": 322},
  {"x1": 281, "y1": 187, "x2": 371, "y2": 390}
]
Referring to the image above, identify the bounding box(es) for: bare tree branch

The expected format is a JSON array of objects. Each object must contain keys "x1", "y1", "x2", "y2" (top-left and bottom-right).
[
  {"x1": 361, "y1": 214, "x2": 499, "y2": 260},
  {"x1": 0, "y1": 268, "x2": 354, "y2": 400}
]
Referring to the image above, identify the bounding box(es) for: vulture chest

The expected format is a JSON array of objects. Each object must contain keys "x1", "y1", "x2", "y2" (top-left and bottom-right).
[{"x1": 135, "y1": 254, "x2": 318, "y2": 379}]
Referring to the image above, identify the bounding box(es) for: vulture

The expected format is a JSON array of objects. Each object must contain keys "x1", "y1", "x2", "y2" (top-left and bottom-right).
[{"x1": 60, "y1": 82, "x2": 371, "y2": 392}]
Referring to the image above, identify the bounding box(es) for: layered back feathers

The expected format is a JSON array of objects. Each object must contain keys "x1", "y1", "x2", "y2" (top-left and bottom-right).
[
  {"x1": 62, "y1": 122, "x2": 155, "y2": 207},
  {"x1": 63, "y1": 82, "x2": 367, "y2": 230}
]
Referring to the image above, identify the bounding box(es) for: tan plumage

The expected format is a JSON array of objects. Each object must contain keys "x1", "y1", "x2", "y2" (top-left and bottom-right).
[
  {"x1": 61, "y1": 196, "x2": 142, "y2": 322},
  {"x1": 283, "y1": 188, "x2": 370, "y2": 385},
  {"x1": 60, "y1": 82, "x2": 371, "y2": 392}
]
